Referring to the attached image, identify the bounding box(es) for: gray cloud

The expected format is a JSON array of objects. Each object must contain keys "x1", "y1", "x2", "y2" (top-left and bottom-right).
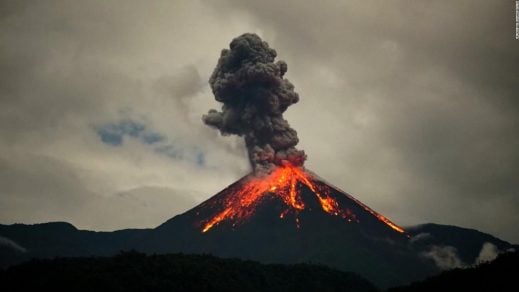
[
  {"x1": 423, "y1": 241, "x2": 501, "y2": 270},
  {"x1": 475, "y1": 242, "x2": 499, "y2": 264},
  {"x1": 83, "y1": 186, "x2": 201, "y2": 230},
  {"x1": 203, "y1": 33, "x2": 306, "y2": 175},
  {"x1": 0, "y1": 236, "x2": 27, "y2": 253},
  {"x1": 0, "y1": 0, "x2": 517, "y2": 243},
  {"x1": 422, "y1": 245, "x2": 465, "y2": 270},
  {"x1": 0, "y1": 0, "x2": 250, "y2": 231},
  {"x1": 0, "y1": 152, "x2": 200, "y2": 230}
]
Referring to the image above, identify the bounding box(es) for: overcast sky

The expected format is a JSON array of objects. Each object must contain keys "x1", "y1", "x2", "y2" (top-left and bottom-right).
[{"x1": 1, "y1": 0, "x2": 517, "y2": 243}]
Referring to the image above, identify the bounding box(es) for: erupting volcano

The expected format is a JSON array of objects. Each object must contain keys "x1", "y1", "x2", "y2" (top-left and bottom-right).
[
  {"x1": 140, "y1": 34, "x2": 435, "y2": 288},
  {"x1": 198, "y1": 33, "x2": 404, "y2": 235}
]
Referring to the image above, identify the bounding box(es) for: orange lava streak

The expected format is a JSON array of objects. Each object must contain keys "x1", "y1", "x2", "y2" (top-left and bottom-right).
[
  {"x1": 201, "y1": 166, "x2": 312, "y2": 232},
  {"x1": 341, "y1": 192, "x2": 405, "y2": 233},
  {"x1": 201, "y1": 165, "x2": 404, "y2": 234},
  {"x1": 202, "y1": 207, "x2": 231, "y2": 233}
]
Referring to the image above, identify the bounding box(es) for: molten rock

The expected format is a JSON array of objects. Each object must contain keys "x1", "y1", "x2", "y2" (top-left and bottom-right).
[{"x1": 201, "y1": 165, "x2": 404, "y2": 234}]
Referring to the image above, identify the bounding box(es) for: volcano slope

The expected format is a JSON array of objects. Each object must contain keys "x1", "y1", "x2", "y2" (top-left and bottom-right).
[{"x1": 138, "y1": 166, "x2": 437, "y2": 288}]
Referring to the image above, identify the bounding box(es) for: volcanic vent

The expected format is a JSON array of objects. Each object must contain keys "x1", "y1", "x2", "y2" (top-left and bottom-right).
[{"x1": 142, "y1": 34, "x2": 435, "y2": 288}]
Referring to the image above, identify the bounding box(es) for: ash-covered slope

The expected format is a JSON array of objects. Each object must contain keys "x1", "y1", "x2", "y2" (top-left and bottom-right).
[{"x1": 138, "y1": 167, "x2": 436, "y2": 288}]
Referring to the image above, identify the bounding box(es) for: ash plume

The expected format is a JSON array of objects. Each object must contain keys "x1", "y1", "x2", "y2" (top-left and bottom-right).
[{"x1": 203, "y1": 33, "x2": 306, "y2": 175}]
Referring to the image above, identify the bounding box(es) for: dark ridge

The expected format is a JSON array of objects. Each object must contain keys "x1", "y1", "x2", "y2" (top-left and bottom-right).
[
  {"x1": 0, "y1": 222, "x2": 150, "y2": 267},
  {"x1": 388, "y1": 251, "x2": 519, "y2": 292},
  {"x1": 406, "y1": 223, "x2": 513, "y2": 264},
  {"x1": 0, "y1": 251, "x2": 378, "y2": 292}
]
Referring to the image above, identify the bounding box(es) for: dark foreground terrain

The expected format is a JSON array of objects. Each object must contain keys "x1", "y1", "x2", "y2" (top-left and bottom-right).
[
  {"x1": 389, "y1": 251, "x2": 519, "y2": 292},
  {"x1": 0, "y1": 251, "x2": 377, "y2": 292},
  {"x1": 1, "y1": 251, "x2": 517, "y2": 292},
  {"x1": 2, "y1": 221, "x2": 517, "y2": 289}
]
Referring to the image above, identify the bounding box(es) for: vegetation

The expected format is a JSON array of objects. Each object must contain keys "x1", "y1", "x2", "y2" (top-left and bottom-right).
[
  {"x1": 389, "y1": 251, "x2": 519, "y2": 292},
  {"x1": 0, "y1": 251, "x2": 377, "y2": 292}
]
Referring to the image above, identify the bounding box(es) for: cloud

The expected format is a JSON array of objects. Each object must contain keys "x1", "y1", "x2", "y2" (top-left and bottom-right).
[
  {"x1": 0, "y1": 0, "x2": 258, "y2": 230},
  {"x1": 0, "y1": 152, "x2": 203, "y2": 231},
  {"x1": 0, "y1": 0, "x2": 517, "y2": 243},
  {"x1": 422, "y1": 245, "x2": 465, "y2": 270},
  {"x1": 83, "y1": 186, "x2": 201, "y2": 230},
  {"x1": 202, "y1": 33, "x2": 306, "y2": 175},
  {"x1": 422, "y1": 242, "x2": 502, "y2": 270},
  {"x1": 475, "y1": 242, "x2": 499, "y2": 264},
  {"x1": 409, "y1": 232, "x2": 431, "y2": 244},
  {"x1": 96, "y1": 120, "x2": 157, "y2": 146},
  {"x1": 94, "y1": 114, "x2": 206, "y2": 165}
]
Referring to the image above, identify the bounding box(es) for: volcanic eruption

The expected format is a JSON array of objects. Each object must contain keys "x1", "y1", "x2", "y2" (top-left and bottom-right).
[
  {"x1": 0, "y1": 34, "x2": 437, "y2": 290},
  {"x1": 0, "y1": 33, "x2": 507, "y2": 290},
  {"x1": 203, "y1": 33, "x2": 306, "y2": 175},
  {"x1": 141, "y1": 34, "x2": 435, "y2": 288},
  {"x1": 200, "y1": 33, "x2": 404, "y2": 235}
]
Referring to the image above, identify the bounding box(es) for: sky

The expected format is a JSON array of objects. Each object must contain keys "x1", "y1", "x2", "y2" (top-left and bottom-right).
[{"x1": 0, "y1": 0, "x2": 518, "y2": 243}]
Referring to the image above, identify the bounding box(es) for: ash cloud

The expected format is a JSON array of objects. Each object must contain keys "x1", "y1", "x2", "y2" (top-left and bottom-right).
[{"x1": 203, "y1": 33, "x2": 306, "y2": 175}]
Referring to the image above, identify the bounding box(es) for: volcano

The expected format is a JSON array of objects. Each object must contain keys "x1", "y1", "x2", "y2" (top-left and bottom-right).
[
  {"x1": 136, "y1": 34, "x2": 440, "y2": 287},
  {"x1": 139, "y1": 166, "x2": 436, "y2": 288}
]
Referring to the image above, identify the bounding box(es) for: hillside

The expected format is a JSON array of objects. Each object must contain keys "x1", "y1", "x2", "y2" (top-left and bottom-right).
[
  {"x1": 0, "y1": 251, "x2": 377, "y2": 292},
  {"x1": 406, "y1": 223, "x2": 516, "y2": 265},
  {"x1": 0, "y1": 222, "x2": 149, "y2": 267},
  {"x1": 389, "y1": 251, "x2": 519, "y2": 291}
]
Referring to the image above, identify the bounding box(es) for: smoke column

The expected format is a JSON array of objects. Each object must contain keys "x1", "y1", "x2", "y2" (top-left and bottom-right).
[{"x1": 203, "y1": 33, "x2": 306, "y2": 175}]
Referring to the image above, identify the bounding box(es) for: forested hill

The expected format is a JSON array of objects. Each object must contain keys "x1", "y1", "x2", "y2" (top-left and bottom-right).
[
  {"x1": 389, "y1": 251, "x2": 519, "y2": 292},
  {"x1": 0, "y1": 251, "x2": 378, "y2": 292}
]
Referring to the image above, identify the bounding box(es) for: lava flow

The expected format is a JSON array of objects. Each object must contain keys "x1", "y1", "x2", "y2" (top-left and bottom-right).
[{"x1": 201, "y1": 165, "x2": 405, "y2": 234}]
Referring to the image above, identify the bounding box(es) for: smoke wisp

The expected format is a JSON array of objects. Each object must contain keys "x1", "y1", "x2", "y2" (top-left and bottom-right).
[{"x1": 203, "y1": 33, "x2": 306, "y2": 175}]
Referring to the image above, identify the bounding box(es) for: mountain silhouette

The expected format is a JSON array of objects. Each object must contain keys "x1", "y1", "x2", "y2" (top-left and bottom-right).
[
  {"x1": 135, "y1": 166, "x2": 436, "y2": 287},
  {"x1": 1, "y1": 167, "x2": 517, "y2": 288},
  {"x1": 389, "y1": 251, "x2": 519, "y2": 292}
]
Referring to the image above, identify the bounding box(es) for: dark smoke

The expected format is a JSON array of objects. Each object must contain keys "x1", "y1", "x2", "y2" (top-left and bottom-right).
[{"x1": 203, "y1": 33, "x2": 306, "y2": 175}]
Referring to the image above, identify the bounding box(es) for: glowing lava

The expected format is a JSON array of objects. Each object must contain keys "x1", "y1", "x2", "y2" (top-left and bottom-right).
[{"x1": 201, "y1": 165, "x2": 405, "y2": 234}]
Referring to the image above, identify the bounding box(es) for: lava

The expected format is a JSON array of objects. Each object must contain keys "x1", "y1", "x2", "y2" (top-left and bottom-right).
[
  {"x1": 201, "y1": 165, "x2": 405, "y2": 234},
  {"x1": 341, "y1": 192, "x2": 405, "y2": 233}
]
